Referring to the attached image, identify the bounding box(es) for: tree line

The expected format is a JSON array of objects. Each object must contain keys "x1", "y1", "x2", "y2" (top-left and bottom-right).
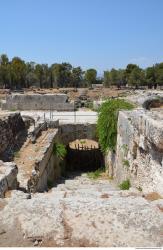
[
  {"x1": 0, "y1": 54, "x2": 163, "y2": 89},
  {"x1": 104, "y1": 63, "x2": 163, "y2": 89}
]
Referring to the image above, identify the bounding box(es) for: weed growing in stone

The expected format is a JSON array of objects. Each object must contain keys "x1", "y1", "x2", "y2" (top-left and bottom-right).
[
  {"x1": 119, "y1": 179, "x2": 131, "y2": 190},
  {"x1": 123, "y1": 159, "x2": 130, "y2": 169},
  {"x1": 87, "y1": 167, "x2": 105, "y2": 179},
  {"x1": 53, "y1": 143, "x2": 67, "y2": 160}
]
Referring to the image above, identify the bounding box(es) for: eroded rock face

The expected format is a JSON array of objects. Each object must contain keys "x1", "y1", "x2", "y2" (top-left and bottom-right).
[
  {"x1": 0, "y1": 161, "x2": 18, "y2": 198},
  {"x1": 0, "y1": 175, "x2": 162, "y2": 247},
  {"x1": 114, "y1": 109, "x2": 163, "y2": 195},
  {"x1": 0, "y1": 113, "x2": 25, "y2": 156}
]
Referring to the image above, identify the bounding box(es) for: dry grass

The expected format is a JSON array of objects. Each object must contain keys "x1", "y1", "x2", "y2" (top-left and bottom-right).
[
  {"x1": 4, "y1": 190, "x2": 12, "y2": 198},
  {"x1": 144, "y1": 192, "x2": 163, "y2": 201}
]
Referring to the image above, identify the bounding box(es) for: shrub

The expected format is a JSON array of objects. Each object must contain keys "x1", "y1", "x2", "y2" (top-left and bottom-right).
[
  {"x1": 97, "y1": 99, "x2": 134, "y2": 153},
  {"x1": 53, "y1": 143, "x2": 67, "y2": 160},
  {"x1": 119, "y1": 179, "x2": 131, "y2": 190}
]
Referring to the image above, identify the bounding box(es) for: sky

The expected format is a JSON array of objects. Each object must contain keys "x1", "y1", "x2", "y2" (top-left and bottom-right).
[{"x1": 0, "y1": 0, "x2": 163, "y2": 74}]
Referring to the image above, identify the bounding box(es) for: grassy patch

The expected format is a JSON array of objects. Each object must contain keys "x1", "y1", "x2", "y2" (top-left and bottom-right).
[
  {"x1": 80, "y1": 140, "x2": 86, "y2": 144},
  {"x1": 87, "y1": 167, "x2": 105, "y2": 180},
  {"x1": 119, "y1": 179, "x2": 131, "y2": 190},
  {"x1": 10, "y1": 107, "x2": 17, "y2": 112},
  {"x1": 53, "y1": 143, "x2": 67, "y2": 160}
]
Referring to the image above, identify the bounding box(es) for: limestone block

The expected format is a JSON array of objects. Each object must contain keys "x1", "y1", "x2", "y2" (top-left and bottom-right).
[
  {"x1": 114, "y1": 109, "x2": 163, "y2": 196},
  {"x1": 0, "y1": 161, "x2": 18, "y2": 197}
]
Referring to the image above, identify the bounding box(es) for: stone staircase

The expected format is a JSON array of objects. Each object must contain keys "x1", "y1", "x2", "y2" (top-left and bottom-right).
[{"x1": 0, "y1": 173, "x2": 163, "y2": 247}]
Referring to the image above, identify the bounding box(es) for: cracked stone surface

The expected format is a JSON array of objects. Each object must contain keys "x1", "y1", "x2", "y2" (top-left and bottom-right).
[{"x1": 0, "y1": 173, "x2": 163, "y2": 247}]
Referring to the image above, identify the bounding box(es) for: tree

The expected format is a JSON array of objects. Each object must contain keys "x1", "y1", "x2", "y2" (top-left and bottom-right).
[
  {"x1": 125, "y1": 64, "x2": 139, "y2": 84},
  {"x1": 109, "y1": 68, "x2": 118, "y2": 85},
  {"x1": 128, "y1": 67, "x2": 145, "y2": 88},
  {"x1": 0, "y1": 54, "x2": 10, "y2": 88},
  {"x1": 25, "y1": 62, "x2": 37, "y2": 88},
  {"x1": 104, "y1": 71, "x2": 111, "y2": 87},
  {"x1": 10, "y1": 57, "x2": 26, "y2": 89},
  {"x1": 71, "y1": 67, "x2": 83, "y2": 88},
  {"x1": 35, "y1": 64, "x2": 44, "y2": 88},
  {"x1": 155, "y1": 63, "x2": 163, "y2": 87},
  {"x1": 84, "y1": 69, "x2": 97, "y2": 86},
  {"x1": 145, "y1": 66, "x2": 156, "y2": 89},
  {"x1": 51, "y1": 63, "x2": 72, "y2": 88}
]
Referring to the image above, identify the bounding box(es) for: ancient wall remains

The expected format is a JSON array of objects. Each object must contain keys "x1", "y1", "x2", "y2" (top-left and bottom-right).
[
  {"x1": 59, "y1": 123, "x2": 97, "y2": 145},
  {"x1": 108, "y1": 109, "x2": 163, "y2": 195},
  {"x1": 27, "y1": 122, "x2": 97, "y2": 192},
  {"x1": 27, "y1": 129, "x2": 60, "y2": 192},
  {"x1": 2, "y1": 94, "x2": 74, "y2": 111},
  {"x1": 0, "y1": 113, "x2": 25, "y2": 156}
]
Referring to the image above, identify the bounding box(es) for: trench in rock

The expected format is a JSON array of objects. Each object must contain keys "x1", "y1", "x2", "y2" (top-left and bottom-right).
[{"x1": 50, "y1": 139, "x2": 105, "y2": 188}]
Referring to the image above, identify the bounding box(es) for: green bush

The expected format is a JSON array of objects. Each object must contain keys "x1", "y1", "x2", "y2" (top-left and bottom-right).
[
  {"x1": 97, "y1": 99, "x2": 134, "y2": 152},
  {"x1": 53, "y1": 143, "x2": 67, "y2": 160},
  {"x1": 119, "y1": 179, "x2": 131, "y2": 190}
]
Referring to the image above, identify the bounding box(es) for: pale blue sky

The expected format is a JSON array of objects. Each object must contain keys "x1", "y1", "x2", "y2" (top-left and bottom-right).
[{"x1": 0, "y1": 0, "x2": 163, "y2": 74}]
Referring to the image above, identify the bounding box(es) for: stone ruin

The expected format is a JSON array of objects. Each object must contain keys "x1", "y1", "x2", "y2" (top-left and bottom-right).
[
  {"x1": 105, "y1": 91, "x2": 163, "y2": 196},
  {"x1": 0, "y1": 91, "x2": 163, "y2": 247},
  {"x1": 1, "y1": 93, "x2": 74, "y2": 111},
  {"x1": 0, "y1": 91, "x2": 163, "y2": 197},
  {"x1": 0, "y1": 111, "x2": 97, "y2": 196},
  {"x1": 0, "y1": 113, "x2": 25, "y2": 197}
]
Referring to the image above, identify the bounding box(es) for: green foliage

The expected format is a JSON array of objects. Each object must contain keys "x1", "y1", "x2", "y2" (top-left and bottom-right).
[
  {"x1": 10, "y1": 107, "x2": 17, "y2": 112},
  {"x1": 119, "y1": 179, "x2": 131, "y2": 190},
  {"x1": 1, "y1": 53, "x2": 163, "y2": 89},
  {"x1": 97, "y1": 99, "x2": 134, "y2": 152},
  {"x1": 84, "y1": 68, "x2": 97, "y2": 86},
  {"x1": 104, "y1": 69, "x2": 126, "y2": 87},
  {"x1": 87, "y1": 167, "x2": 105, "y2": 179},
  {"x1": 128, "y1": 67, "x2": 145, "y2": 87},
  {"x1": 123, "y1": 159, "x2": 130, "y2": 169},
  {"x1": 53, "y1": 143, "x2": 67, "y2": 160},
  {"x1": 80, "y1": 140, "x2": 86, "y2": 144},
  {"x1": 85, "y1": 101, "x2": 93, "y2": 110}
]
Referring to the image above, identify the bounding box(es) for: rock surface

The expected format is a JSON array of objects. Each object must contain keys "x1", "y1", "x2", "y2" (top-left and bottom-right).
[
  {"x1": 112, "y1": 108, "x2": 163, "y2": 195},
  {"x1": 0, "y1": 173, "x2": 162, "y2": 247},
  {"x1": 0, "y1": 161, "x2": 18, "y2": 198}
]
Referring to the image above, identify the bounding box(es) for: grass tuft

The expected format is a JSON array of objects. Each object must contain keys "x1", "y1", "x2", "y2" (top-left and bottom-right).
[
  {"x1": 87, "y1": 167, "x2": 105, "y2": 180},
  {"x1": 119, "y1": 179, "x2": 131, "y2": 190}
]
